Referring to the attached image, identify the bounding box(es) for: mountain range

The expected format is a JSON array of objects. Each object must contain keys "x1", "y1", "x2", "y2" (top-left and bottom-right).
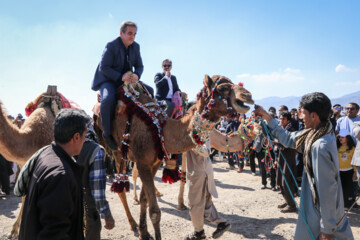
[{"x1": 250, "y1": 90, "x2": 360, "y2": 113}]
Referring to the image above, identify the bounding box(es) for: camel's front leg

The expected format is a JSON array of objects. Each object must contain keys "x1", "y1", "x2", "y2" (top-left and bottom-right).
[
  {"x1": 118, "y1": 191, "x2": 138, "y2": 232},
  {"x1": 177, "y1": 154, "x2": 187, "y2": 210},
  {"x1": 138, "y1": 166, "x2": 161, "y2": 240}
]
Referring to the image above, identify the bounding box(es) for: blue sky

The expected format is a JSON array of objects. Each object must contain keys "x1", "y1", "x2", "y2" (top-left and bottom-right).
[{"x1": 1, "y1": 0, "x2": 359, "y2": 116}]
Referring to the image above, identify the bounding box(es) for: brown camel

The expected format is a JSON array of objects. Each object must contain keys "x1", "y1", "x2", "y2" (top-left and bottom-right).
[
  {"x1": 131, "y1": 126, "x2": 259, "y2": 211},
  {"x1": 106, "y1": 74, "x2": 254, "y2": 240}
]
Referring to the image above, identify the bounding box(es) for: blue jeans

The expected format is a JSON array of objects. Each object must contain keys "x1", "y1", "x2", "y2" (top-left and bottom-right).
[{"x1": 100, "y1": 81, "x2": 154, "y2": 137}]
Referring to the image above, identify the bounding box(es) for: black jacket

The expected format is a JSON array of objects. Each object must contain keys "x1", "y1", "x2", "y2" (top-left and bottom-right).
[
  {"x1": 92, "y1": 37, "x2": 143, "y2": 91},
  {"x1": 19, "y1": 143, "x2": 84, "y2": 240},
  {"x1": 154, "y1": 72, "x2": 181, "y2": 101}
]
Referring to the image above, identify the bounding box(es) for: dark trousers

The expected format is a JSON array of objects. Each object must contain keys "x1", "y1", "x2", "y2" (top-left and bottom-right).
[
  {"x1": 277, "y1": 149, "x2": 297, "y2": 208},
  {"x1": 0, "y1": 155, "x2": 12, "y2": 194},
  {"x1": 249, "y1": 149, "x2": 256, "y2": 173},
  {"x1": 227, "y1": 151, "x2": 235, "y2": 167},
  {"x1": 256, "y1": 151, "x2": 267, "y2": 186},
  {"x1": 340, "y1": 169, "x2": 355, "y2": 208},
  {"x1": 85, "y1": 208, "x2": 102, "y2": 240},
  {"x1": 100, "y1": 81, "x2": 154, "y2": 137}
]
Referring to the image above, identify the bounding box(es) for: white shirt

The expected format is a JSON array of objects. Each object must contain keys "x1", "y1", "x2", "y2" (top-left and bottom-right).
[{"x1": 164, "y1": 75, "x2": 173, "y2": 99}]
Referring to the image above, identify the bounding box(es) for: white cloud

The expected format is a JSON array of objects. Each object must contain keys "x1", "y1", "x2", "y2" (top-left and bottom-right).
[
  {"x1": 335, "y1": 64, "x2": 355, "y2": 72},
  {"x1": 236, "y1": 68, "x2": 304, "y2": 84},
  {"x1": 335, "y1": 80, "x2": 360, "y2": 86},
  {"x1": 236, "y1": 73, "x2": 250, "y2": 79},
  {"x1": 108, "y1": 13, "x2": 113, "y2": 19},
  {"x1": 284, "y1": 67, "x2": 300, "y2": 73}
]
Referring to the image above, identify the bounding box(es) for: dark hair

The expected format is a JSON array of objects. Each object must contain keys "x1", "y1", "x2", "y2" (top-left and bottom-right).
[
  {"x1": 299, "y1": 92, "x2": 331, "y2": 122},
  {"x1": 280, "y1": 111, "x2": 292, "y2": 121},
  {"x1": 333, "y1": 104, "x2": 341, "y2": 108},
  {"x1": 279, "y1": 105, "x2": 288, "y2": 111},
  {"x1": 349, "y1": 102, "x2": 359, "y2": 110},
  {"x1": 268, "y1": 106, "x2": 276, "y2": 112},
  {"x1": 120, "y1": 21, "x2": 137, "y2": 33},
  {"x1": 337, "y1": 135, "x2": 356, "y2": 150},
  {"x1": 54, "y1": 109, "x2": 89, "y2": 144},
  {"x1": 162, "y1": 59, "x2": 172, "y2": 65},
  {"x1": 291, "y1": 108, "x2": 297, "y2": 113}
]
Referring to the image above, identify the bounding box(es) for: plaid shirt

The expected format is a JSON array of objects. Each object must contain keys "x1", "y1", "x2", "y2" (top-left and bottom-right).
[{"x1": 89, "y1": 148, "x2": 111, "y2": 218}]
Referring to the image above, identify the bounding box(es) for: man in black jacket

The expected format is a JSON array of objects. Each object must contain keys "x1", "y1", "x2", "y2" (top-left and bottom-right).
[
  {"x1": 92, "y1": 21, "x2": 153, "y2": 151},
  {"x1": 19, "y1": 109, "x2": 89, "y2": 240},
  {"x1": 154, "y1": 59, "x2": 187, "y2": 116}
]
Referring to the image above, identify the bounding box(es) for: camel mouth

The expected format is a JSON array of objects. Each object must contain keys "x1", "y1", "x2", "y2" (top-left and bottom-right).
[{"x1": 234, "y1": 99, "x2": 254, "y2": 112}]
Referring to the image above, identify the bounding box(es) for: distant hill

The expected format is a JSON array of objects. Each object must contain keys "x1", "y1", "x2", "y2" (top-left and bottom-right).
[{"x1": 250, "y1": 90, "x2": 360, "y2": 113}]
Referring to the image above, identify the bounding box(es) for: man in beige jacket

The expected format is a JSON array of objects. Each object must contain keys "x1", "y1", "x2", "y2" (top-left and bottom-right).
[{"x1": 184, "y1": 141, "x2": 231, "y2": 240}]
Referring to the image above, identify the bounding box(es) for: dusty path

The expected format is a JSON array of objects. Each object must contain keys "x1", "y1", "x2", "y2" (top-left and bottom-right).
[{"x1": 1, "y1": 160, "x2": 359, "y2": 240}]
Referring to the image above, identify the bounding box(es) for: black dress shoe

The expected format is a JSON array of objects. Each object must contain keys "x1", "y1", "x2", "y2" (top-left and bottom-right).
[
  {"x1": 104, "y1": 135, "x2": 118, "y2": 151},
  {"x1": 277, "y1": 203, "x2": 288, "y2": 209},
  {"x1": 280, "y1": 206, "x2": 297, "y2": 213}
]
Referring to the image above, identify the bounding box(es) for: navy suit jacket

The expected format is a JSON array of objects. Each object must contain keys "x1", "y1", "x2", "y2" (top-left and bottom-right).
[
  {"x1": 91, "y1": 37, "x2": 143, "y2": 91},
  {"x1": 154, "y1": 73, "x2": 181, "y2": 101}
]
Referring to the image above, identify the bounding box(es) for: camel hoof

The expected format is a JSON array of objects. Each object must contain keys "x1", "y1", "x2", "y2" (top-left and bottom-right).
[
  {"x1": 131, "y1": 223, "x2": 139, "y2": 232},
  {"x1": 133, "y1": 199, "x2": 140, "y2": 205},
  {"x1": 139, "y1": 233, "x2": 154, "y2": 240},
  {"x1": 156, "y1": 192, "x2": 163, "y2": 197},
  {"x1": 177, "y1": 204, "x2": 188, "y2": 210}
]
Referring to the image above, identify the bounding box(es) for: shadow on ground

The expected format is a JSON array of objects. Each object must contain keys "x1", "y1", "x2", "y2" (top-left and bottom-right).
[{"x1": 158, "y1": 197, "x2": 296, "y2": 240}]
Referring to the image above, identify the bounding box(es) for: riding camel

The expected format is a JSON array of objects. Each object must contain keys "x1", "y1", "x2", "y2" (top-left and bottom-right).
[
  {"x1": 97, "y1": 74, "x2": 254, "y2": 240},
  {"x1": 131, "y1": 125, "x2": 258, "y2": 211}
]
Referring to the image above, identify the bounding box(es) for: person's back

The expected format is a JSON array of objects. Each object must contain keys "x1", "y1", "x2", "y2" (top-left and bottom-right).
[
  {"x1": 19, "y1": 144, "x2": 83, "y2": 240},
  {"x1": 18, "y1": 108, "x2": 89, "y2": 240}
]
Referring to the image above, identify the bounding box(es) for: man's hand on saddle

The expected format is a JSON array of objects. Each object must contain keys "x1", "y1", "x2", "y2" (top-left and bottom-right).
[
  {"x1": 253, "y1": 105, "x2": 273, "y2": 123},
  {"x1": 122, "y1": 71, "x2": 138, "y2": 84}
]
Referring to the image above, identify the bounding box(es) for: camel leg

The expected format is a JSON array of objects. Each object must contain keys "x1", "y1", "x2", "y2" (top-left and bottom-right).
[
  {"x1": 132, "y1": 164, "x2": 140, "y2": 205},
  {"x1": 118, "y1": 191, "x2": 138, "y2": 232},
  {"x1": 9, "y1": 196, "x2": 25, "y2": 238},
  {"x1": 138, "y1": 165, "x2": 161, "y2": 240},
  {"x1": 177, "y1": 154, "x2": 188, "y2": 210}
]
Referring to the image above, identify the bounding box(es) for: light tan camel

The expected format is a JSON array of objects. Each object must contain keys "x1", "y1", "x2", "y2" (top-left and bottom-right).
[
  {"x1": 0, "y1": 99, "x2": 55, "y2": 238},
  {"x1": 105, "y1": 74, "x2": 254, "y2": 240}
]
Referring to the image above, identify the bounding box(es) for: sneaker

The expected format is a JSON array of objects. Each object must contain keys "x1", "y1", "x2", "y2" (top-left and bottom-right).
[
  {"x1": 277, "y1": 203, "x2": 288, "y2": 209},
  {"x1": 212, "y1": 222, "x2": 231, "y2": 239},
  {"x1": 261, "y1": 185, "x2": 267, "y2": 190},
  {"x1": 0, "y1": 190, "x2": 6, "y2": 197},
  {"x1": 184, "y1": 230, "x2": 206, "y2": 240},
  {"x1": 237, "y1": 168, "x2": 244, "y2": 173},
  {"x1": 251, "y1": 172, "x2": 256, "y2": 176},
  {"x1": 104, "y1": 135, "x2": 118, "y2": 151}
]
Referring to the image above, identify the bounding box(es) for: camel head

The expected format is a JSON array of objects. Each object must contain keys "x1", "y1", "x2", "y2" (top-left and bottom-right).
[{"x1": 196, "y1": 74, "x2": 254, "y2": 122}]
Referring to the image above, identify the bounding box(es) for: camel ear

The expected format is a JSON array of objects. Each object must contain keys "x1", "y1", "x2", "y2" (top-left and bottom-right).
[
  {"x1": 203, "y1": 74, "x2": 213, "y2": 89},
  {"x1": 217, "y1": 83, "x2": 231, "y2": 96}
]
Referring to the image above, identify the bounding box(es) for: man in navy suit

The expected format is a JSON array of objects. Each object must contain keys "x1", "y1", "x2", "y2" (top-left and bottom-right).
[
  {"x1": 154, "y1": 59, "x2": 187, "y2": 116},
  {"x1": 91, "y1": 21, "x2": 153, "y2": 151}
]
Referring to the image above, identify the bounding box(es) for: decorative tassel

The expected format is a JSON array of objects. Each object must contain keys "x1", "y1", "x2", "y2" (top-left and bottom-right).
[
  {"x1": 162, "y1": 168, "x2": 181, "y2": 184},
  {"x1": 111, "y1": 174, "x2": 130, "y2": 193}
]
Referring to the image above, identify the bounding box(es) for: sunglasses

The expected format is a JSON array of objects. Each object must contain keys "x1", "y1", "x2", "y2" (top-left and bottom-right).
[
  {"x1": 163, "y1": 64, "x2": 171, "y2": 67},
  {"x1": 346, "y1": 107, "x2": 355, "y2": 111}
]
